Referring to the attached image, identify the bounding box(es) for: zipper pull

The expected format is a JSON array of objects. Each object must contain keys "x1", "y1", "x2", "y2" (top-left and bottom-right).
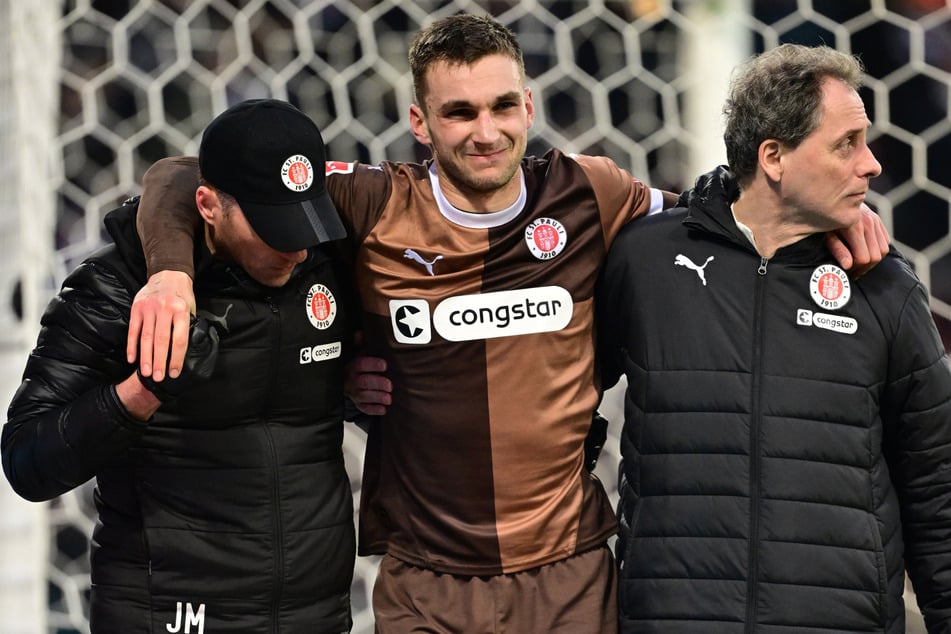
[{"x1": 757, "y1": 256, "x2": 768, "y2": 276}]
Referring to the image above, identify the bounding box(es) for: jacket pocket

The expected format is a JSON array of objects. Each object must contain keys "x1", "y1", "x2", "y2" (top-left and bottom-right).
[
  {"x1": 616, "y1": 468, "x2": 642, "y2": 573},
  {"x1": 865, "y1": 512, "x2": 888, "y2": 627}
]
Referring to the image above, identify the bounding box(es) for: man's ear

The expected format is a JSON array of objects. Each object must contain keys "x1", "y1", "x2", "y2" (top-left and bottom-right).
[
  {"x1": 759, "y1": 139, "x2": 784, "y2": 183},
  {"x1": 524, "y1": 86, "x2": 535, "y2": 129},
  {"x1": 195, "y1": 185, "x2": 218, "y2": 225},
  {"x1": 409, "y1": 103, "x2": 431, "y2": 146}
]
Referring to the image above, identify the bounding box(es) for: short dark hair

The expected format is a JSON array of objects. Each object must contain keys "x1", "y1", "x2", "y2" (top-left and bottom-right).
[
  {"x1": 198, "y1": 175, "x2": 238, "y2": 211},
  {"x1": 723, "y1": 44, "x2": 864, "y2": 187},
  {"x1": 408, "y1": 14, "x2": 525, "y2": 109}
]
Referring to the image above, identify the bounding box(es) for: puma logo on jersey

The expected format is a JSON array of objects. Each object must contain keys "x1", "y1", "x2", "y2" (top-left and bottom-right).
[
  {"x1": 197, "y1": 304, "x2": 233, "y2": 334},
  {"x1": 404, "y1": 248, "x2": 443, "y2": 276},
  {"x1": 674, "y1": 254, "x2": 715, "y2": 286}
]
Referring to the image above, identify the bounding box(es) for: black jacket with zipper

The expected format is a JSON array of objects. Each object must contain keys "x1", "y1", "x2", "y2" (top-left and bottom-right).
[
  {"x1": 3, "y1": 199, "x2": 357, "y2": 633},
  {"x1": 597, "y1": 167, "x2": 951, "y2": 634}
]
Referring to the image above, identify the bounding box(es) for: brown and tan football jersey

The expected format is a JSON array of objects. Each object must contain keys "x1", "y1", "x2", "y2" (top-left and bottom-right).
[{"x1": 327, "y1": 149, "x2": 654, "y2": 575}]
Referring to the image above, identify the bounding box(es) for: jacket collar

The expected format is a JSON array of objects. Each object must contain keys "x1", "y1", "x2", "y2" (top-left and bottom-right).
[{"x1": 682, "y1": 166, "x2": 829, "y2": 264}]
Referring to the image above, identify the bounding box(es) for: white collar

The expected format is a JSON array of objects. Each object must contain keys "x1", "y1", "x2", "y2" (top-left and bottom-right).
[
  {"x1": 730, "y1": 202, "x2": 757, "y2": 249},
  {"x1": 429, "y1": 162, "x2": 527, "y2": 229}
]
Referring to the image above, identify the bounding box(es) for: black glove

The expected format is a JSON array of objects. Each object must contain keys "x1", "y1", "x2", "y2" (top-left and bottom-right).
[
  {"x1": 137, "y1": 316, "x2": 219, "y2": 402},
  {"x1": 584, "y1": 410, "x2": 609, "y2": 472}
]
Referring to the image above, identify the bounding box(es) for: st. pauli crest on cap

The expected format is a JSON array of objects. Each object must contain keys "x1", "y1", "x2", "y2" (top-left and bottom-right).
[{"x1": 282, "y1": 154, "x2": 314, "y2": 193}]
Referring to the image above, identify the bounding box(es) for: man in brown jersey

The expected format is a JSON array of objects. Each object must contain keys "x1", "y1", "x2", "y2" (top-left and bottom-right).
[{"x1": 123, "y1": 15, "x2": 890, "y2": 634}]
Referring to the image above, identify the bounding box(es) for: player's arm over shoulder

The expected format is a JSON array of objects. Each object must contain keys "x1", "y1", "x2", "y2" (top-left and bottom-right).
[
  {"x1": 129, "y1": 157, "x2": 202, "y2": 381},
  {"x1": 138, "y1": 156, "x2": 202, "y2": 278},
  {"x1": 569, "y1": 153, "x2": 676, "y2": 237}
]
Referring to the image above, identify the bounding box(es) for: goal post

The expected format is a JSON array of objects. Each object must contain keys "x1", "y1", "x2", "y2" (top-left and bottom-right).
[{"x1": 0, "y1": 1, "x2": 59, "y2": 632}]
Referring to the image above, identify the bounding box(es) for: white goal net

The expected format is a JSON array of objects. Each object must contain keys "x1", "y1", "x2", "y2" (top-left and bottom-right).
[{"x1": 1, "y1": 1, "x2": 945, "y2": 632}]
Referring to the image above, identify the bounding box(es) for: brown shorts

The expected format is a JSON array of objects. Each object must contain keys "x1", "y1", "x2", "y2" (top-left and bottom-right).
[{"x1": 373, "y1": 545, "x2": 617, "y2": 634}]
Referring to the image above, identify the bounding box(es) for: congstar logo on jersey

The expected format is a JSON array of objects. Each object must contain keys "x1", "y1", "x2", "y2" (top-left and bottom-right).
[{"x1": 389, "y1": 286, "x2": 573, "y2": 344}]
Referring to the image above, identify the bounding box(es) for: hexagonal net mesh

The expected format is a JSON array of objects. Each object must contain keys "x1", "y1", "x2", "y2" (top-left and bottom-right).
[{"x1": 5, "y1": 0, "x2": 948, "y2": 632}]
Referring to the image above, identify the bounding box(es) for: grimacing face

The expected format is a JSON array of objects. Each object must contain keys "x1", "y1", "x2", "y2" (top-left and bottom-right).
[
  {"x1": 409, "y1": 53, "x2": 535, "y2": 212},
  {"x1": 776, "y1": 78, "x2": 882, "y2": 232},
  {"x1": 204, "y1": 193, "x2": 307, "y2": 288}
]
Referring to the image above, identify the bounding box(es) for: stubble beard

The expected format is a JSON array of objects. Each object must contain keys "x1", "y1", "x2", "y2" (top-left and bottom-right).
[{"x1": 435, "y1": 146, "x2": 524, "y2": 203}]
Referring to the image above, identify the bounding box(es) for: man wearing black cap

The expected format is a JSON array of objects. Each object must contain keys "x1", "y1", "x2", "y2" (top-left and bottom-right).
[{"x1": 2, "y1": 99, "x2": 358, "y2": 633}]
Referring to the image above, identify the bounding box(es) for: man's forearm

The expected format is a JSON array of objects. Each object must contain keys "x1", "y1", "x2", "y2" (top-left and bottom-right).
[
  {"x1": 137, "y1": 156, "x2": 203, "y2": 278},
  {"x1": 115, "y1": 373, "x2": 162, "y2": 421}
]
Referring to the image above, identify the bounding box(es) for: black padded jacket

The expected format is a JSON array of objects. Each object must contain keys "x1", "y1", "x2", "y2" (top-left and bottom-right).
[
  {"x1": 597, "y1": 167, "x2": 951, "y2": 634},
  {"x1": 3, "y1": 200, "x2": 357, "y2": 633}
]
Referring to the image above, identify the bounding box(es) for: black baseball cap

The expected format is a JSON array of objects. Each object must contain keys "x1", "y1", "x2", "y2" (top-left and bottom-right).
[{"x1": 198, "y1": 99, "x2": 346, "y2": 251}]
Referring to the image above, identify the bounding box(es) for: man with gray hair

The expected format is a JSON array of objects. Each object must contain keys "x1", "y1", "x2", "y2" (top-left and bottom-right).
[{"x1": 598, "y1": 43, "x2": 951, "y2": 633}]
